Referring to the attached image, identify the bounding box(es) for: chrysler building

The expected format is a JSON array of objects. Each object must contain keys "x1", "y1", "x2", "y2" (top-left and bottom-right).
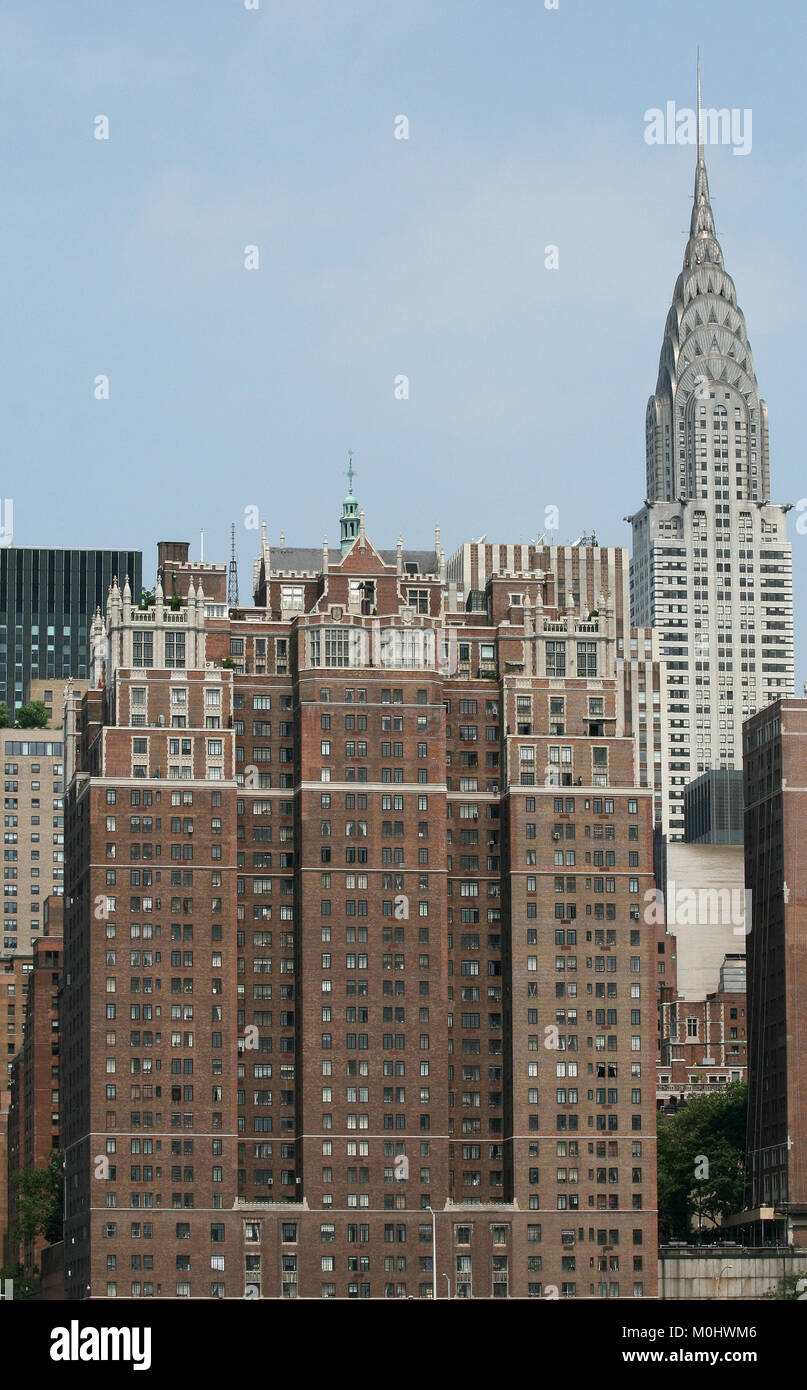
[{"x1": 629, "y1": 66, "x2": 794, "y2": 838}]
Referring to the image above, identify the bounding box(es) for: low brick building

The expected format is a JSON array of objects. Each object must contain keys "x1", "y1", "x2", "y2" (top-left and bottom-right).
[{"x1": 656, "y1": 959, "x2": 747, "y2": 1108}]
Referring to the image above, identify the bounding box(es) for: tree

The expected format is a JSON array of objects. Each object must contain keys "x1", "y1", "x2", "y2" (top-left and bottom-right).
[
  {"x1": 12, "y1": 1150, "x2": 63, "y2": 1246},
  {"x1": 657, "y1": 1082, "x2": 747, "y2": 1243},
  {"x1": 16, "y1": 701, "x2": 49, "y2": 729},
  {"x1": 0, "y1": 702, "x2": 10, "y2": 728},
  {"x1": 763, "y1": 1272, "x2": 807, "y2": 1300},
  {"x1": 138, "y1": 587, "x2": 156, "y2": 609},
  {"x1": 0, "y1": 1262, "x2": 34, "y2": 1300}
]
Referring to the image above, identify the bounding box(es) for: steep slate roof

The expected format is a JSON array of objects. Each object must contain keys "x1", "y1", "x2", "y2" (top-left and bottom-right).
[{"x1": 268, "y1": 547, "x2": 439, "y2": 575}]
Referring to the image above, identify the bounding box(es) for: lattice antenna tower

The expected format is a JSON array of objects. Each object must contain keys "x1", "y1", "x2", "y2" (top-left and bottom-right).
[{"x1": 228, "y1": 522, "x2": 240, "y2": 606}]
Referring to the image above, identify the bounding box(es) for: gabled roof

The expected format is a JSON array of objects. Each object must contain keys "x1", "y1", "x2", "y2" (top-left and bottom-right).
[
  {"x1": 268, "y1": 548, "x2": 323, "y2": 573},
  {"x1": 266, "y1": 546, "x2": 440, "y2": 576},
  {"x1": 380, "y1": 550, "x2": 440, "y2": 575}
]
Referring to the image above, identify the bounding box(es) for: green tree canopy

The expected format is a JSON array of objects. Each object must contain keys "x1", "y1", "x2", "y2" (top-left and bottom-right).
[
  {"x1": 12, "y1": 1150, "x2": 63, "y2": 1246},
  {"x1": 16, "y1": 700, "x2": 50, "y2": 729},
  {"x1": 762, "y1": 1272, "x2": 807, "y2": 1300},
  {"x1": 0, "y1": 702, "x2": 10, "y2": 728},
  {"x1": 0, "y1": 1262, "x2": 34, "y2": 1299},
  {"x1": 657, "y1": 1082, "x2": 747, "y2": 1243}
]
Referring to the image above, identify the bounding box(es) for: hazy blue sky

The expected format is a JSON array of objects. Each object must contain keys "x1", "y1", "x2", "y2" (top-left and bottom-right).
[{"x1": 2, "y1": 0, "x2": 805, "y2": 672}]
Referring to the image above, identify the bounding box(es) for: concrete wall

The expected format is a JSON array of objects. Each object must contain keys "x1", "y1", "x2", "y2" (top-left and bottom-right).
[
  {"x1": 665, "y1": 843, "x2": 746, "y2": 999},
  {"x1": 660, "y1": 1249, "x2": 807, "y2": 1299}
]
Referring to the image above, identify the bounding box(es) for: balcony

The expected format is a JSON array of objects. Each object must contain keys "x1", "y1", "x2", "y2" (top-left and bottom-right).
[{"x1": 129, "y1": 608, "x2": 188, "y2": 625}]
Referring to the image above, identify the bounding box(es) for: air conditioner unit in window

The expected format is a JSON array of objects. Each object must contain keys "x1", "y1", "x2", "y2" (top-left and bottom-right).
[{"x1": 553, "y1": 832, "x2": 561, "y2": 840}]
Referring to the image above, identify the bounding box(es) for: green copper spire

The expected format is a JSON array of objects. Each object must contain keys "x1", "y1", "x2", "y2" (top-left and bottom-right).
[{"x1": 340, "y1": 451, "x2": 360, "y2": 555}]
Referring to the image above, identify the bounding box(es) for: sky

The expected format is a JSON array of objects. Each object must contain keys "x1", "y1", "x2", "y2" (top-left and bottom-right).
[{"x1": 1, "y1": 0, "x2": 805, "y2": 675}]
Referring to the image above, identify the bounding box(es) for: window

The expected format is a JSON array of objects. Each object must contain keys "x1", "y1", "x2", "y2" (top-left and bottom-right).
[
  {"x1": 133, "y1": 632, "x2": 153, "y2": 668},
  {"x1": 165, "y1": 632, "x2": 186, "y2": 668},
  {"x1": 546, "y1": 642, "x2": 565, "y2": 677},
  {"x1": 577, "y1": 642, "x2": 597, "y2": 678}
]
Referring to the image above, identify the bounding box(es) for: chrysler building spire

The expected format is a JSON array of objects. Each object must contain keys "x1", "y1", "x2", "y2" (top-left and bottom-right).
[
  {"x1": 646, "y1": 60, "x2": 768, "y2": 507},
  {"x1": 687, "y1": 53, "x2": 723, "y2": 270},
  {"x1": 630, "y1": 60, "x2": 794, "y2": 838},
  {"x1": 697, "y1": 48, "x2": 704, "y2": 165}
]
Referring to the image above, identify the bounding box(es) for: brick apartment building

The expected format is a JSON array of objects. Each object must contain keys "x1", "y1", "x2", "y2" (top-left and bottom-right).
[
  {"x1": 744, "y1": 697, "x2": 807, "y2": 1244},
  {"x1": 2, "y1": 734, "x2": 66, "y2": 954},
  {"x1": 29, "y1": 678, "x2": 90, "y2": 736},
  {"x1": 0, "y1": 729, "x2": 65, "y2": 1260},
  {"x1": 61, "y1": 500, "x2": 661, "y2": 1299},
  {"x1": 0, "y1": 952, "x2": 31, "y2": 1091},
  {"x1": 656, "y1": 956, "x2": 747, "y2": 1109},
  {"x1": 0, "y1": 950, "x2": 31, "y2": 1262}
]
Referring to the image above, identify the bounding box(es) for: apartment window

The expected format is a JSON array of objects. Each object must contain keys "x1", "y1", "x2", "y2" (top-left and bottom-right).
[
  {"x1": 577, "y1": 642, "x2": 597, "y2": 678},
  {"x1": 546, "y1": 642, "x2": 565, "y2": 677},
  {"x1": 133, "y1": 632, "x2": 153, "y2": 668},
  {"x1": 165, "y1": 632, "x2": 186, "y2": 668}
]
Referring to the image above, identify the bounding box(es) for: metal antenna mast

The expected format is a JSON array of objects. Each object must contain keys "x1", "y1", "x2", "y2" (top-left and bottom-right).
[{"x1": 228, "y1": 522, "x2": 240, "y2": 606}]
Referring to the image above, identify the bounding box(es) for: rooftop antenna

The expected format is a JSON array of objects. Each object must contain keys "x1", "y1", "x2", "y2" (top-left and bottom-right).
[
  {"x1": 228, "y1": 522, "x2": 240, "y2": 606},
  {"x1": 697, "y1": 48, "x2": 704, "y2": 166}
]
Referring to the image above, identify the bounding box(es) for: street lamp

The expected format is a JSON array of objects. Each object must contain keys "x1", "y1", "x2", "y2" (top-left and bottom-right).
[
  {"x1": 443, "y1": 1272, "x2": 451, "y2": 1299},
  {"x1": 427, "y1": 1206, "x2": 437, "y2": 1300}
]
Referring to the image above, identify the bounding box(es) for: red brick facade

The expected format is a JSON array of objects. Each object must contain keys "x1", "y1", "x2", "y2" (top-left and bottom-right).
[
  {"x1": 745, "y1": 698, "x2": 807, "y2": 1242},
  {"x1": 5, "y1": 909, "x2": 63, "y2": 1275},
  {"x1": 62, "y1": 535, "x2": 659, "y2": 1298},
  {"x1": 656, "y1": 989, "x2": 747, "y2": 1109}
]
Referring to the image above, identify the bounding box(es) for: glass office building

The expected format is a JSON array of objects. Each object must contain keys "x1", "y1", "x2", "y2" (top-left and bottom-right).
[{"x1": 0, "y1": 548, "x2": 142, "y2": 715}]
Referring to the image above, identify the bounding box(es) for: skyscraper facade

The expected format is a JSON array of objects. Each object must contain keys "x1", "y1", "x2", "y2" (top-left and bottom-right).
[
  {"x1": 630, "y1": 76, "x2": 794, "y2": 839},
  {"x1": 0, "y1": 548, "x2": 142, "y2": 718},
  {"x1": 2, "y1": 736, "x2": 66, "y2": 954},
  {"x1": 744, "y1": 697, "x2": 807, "y2": 1245},
  {"x1": 61, "y1": 513, "x2": 660, "y2": 1299}
]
